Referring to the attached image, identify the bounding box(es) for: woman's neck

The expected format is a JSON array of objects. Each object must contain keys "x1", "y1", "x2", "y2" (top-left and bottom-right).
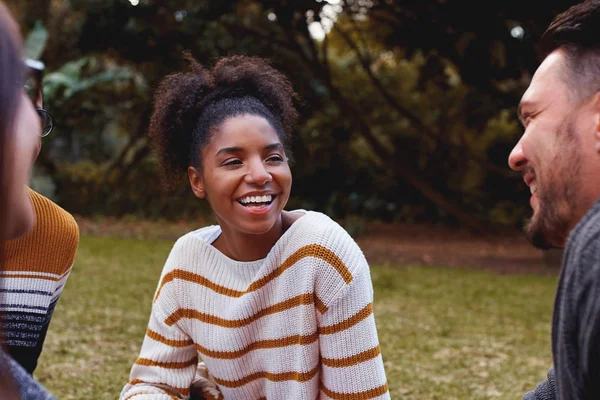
[
  {"x1": 213, "y1": 214, "x2": 285, "y2": 262},
  {"x1": 212, "y1": 211, "x2": 304, "y2": 262}
]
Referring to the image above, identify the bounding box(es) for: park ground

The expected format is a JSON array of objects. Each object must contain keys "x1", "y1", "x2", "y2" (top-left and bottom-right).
[{"x1": 35, "y1": 217, "x2": 558, "y2": 399}]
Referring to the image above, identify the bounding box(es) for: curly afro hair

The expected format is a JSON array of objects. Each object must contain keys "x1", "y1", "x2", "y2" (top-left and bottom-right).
[{"x1": 148, "y1": 54, "x2": 299, "y2": 190}]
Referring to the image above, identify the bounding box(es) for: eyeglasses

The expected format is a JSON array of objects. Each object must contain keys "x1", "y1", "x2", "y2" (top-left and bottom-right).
[
  {"x1": 36, "y1": 108, "x2": 54, "y2": 137},
  {"x1": 24, "y1": 58, "x2": 54, "y2": 137}
]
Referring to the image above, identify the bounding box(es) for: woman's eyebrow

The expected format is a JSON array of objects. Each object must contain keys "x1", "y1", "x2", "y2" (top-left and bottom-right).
[
  {"x1": 264, "y1": 143, "x2": 283, "y2": 151},
  {"x1": 215, "y1": 146, "x2": 243, "y2": 156}
]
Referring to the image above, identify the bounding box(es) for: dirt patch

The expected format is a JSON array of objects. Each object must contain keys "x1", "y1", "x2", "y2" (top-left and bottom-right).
[
  {"x1": 357, "y1": 222, "x2": 560, "y2": 275},
  {"x1": 75, "y1": 217, "x2": 561, "y2": 276}
]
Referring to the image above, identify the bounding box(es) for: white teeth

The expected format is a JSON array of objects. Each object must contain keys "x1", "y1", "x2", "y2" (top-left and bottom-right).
[
  {"x1": 530, "y1": 185, "x2": 537, "y2": 195},
  {"x1": 239, "y1": 195, "x2": 273, "y2": 204}
]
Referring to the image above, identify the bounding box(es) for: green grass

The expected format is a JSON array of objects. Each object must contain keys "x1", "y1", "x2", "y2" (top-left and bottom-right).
[{"x1": 35, "y1": 236, "x2": 556, "y2": 399}]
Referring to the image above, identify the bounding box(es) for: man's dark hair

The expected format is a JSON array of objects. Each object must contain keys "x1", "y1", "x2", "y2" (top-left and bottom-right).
[
  {"x1": 541, "y1": 0, "x2": 600, "y2": 99},
  {"x1": 149, "y1": 54, "x2": 299, "y2": 190}
]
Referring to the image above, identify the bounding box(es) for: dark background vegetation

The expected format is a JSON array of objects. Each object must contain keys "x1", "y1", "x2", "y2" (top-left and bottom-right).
[{"x1": 6, "y1": 0, "x2": 581, "y2": 231}]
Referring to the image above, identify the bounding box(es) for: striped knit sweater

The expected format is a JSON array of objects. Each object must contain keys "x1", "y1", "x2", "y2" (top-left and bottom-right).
[
  {"x1": 1, "y1": 188, "x2": 79, "y2": 373},
  {"x1": 121, "y1": 210, "x2": 389, "y2": 399}
]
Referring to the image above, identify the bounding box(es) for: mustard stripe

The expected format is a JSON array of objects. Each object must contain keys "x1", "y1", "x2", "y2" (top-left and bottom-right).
[
  {"x1": 196, "y1": 331, "x2": 319, "y2": 359},
  {"x1": 321, "y1": 383, "x2": 389, "y2": 399},
  {"x1": 319, "y1": 303, "x2": 373, "y2": 335},
  {"x1": 154, "y1": 244, "x2": 353, "y2": 301},
  {"x1": 146, "y1": 328, "x2": 193, "y2": 348},
  {"x1": 213, "y1": 365, "x2": 319, "y2": 388},
  {"x1": 56, "y1": 268, "x2": 72, "y2": 280},
  {"x1": 125, "y1": 389, "x2": 180, "y2": 400},
  {"x1": 127, "y1": 378, "x2": 190, "y2": 397},
  {"x1": 165, "y1": 293, "x2": 314, "y2": 327},
  {"x1": 154, "y1": 269, "x2": 244, "y2": 301},
  {"x1": 246, "y1": 244, "x2": 353, "y2": 289},
  {"x1": 135, "y1": 356, "x2": 197, "y2": 369},
  {"x1": 322, "y1": 345, "x2": 381, "y2": 368},
  {"x1": 315, "y1": 295, "x2": 328, "y2": 314},
  {"x1": 124, "y1": 393, "x2": 155, "y2": 399},
  {"x1": 0, "y1": 273, "x2": 60, "y2": 282}
]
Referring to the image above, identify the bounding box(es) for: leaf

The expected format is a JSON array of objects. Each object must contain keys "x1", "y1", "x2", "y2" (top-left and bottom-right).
[
  {"x1": 23, "y1": 21, "x2": 49, "y2": 60},
  {"x1": 43, "y1": 57, "x2": 137, "y2": 99}
]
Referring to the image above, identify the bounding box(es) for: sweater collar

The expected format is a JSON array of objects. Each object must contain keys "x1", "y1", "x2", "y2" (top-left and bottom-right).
[{"x1": 566, "y1": 195, "x2": 600, "y2": 246}]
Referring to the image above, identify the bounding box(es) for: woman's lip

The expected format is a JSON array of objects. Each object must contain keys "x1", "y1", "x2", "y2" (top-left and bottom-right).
[{"x1": 236, "y1": 199, "x2": 276, "y2": 215}]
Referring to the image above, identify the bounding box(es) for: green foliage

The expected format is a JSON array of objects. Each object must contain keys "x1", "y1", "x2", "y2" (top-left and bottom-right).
[
  {"x1": 44, "y1": 57, "x2": 139, "y2": 100},
  {"x1": 54, "y1": 159, "x2": 211, "y2": 220},
  {"x1": 19, "y1": 0, "x2": 568, "y2": 226},
  {"x1": 23, "y1": 21, "x2": 48, "y2": 60}
]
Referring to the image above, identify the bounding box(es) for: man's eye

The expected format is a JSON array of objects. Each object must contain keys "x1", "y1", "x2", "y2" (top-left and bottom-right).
[{"x1": 522, "y1": 113, "x2": 534, "y2": 126}]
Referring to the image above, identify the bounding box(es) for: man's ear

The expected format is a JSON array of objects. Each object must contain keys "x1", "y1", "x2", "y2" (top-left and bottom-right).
[{"x1": 188, "y1": 166, "x2": 206, "y2": 199}]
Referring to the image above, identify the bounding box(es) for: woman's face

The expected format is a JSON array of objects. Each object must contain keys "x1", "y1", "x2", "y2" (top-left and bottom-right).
[
  {"x1": 3, "y1": 91, "x2": 41, "y2": 239},
  {"x1": 188, "y1": 114, "x2": 292, "y2": 236}
]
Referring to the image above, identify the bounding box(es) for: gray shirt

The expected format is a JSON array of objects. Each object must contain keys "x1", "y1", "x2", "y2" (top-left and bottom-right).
[
  {"x1": 1, "y1": 349, "x2": 54, "y2": 400},
  {"x1": 524, "y1": 198, "x2": 600, "y2": 399}
]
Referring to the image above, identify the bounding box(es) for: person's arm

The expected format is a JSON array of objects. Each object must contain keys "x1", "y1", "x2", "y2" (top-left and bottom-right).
[
  {"x1": 316, "y1": 255, "x2": 389, "y2": 399},
  {"x1": 120, "y1": 294, "x2": 197, "y2": 399},
  {"x1": 17, "y1": 268, "x2": 73, "y2": 374},
  {"x1": 522, "y1": 368, "x2": 556, "y2": 400}
]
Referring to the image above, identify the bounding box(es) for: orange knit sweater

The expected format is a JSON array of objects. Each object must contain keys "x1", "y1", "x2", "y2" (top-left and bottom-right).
[{"x1": 1, "y1": 188, "x2": 79, "y2": 373}]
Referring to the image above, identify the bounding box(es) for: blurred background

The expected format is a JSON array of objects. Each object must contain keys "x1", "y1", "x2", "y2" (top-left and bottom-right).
[
  {"x1": 5, "y1": 0, "x2": 581, "y2": 231},
  {"x1": 4, "y1": 1, "x2": 581, "y2": 398}
]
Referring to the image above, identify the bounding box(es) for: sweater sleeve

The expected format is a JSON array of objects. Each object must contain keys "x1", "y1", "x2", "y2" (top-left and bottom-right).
[
  {"x1": 316, "y1": 253, "x2": 389, "y2": 399},
  {"x1": 578, "y1": 256, "x2": 600, "y2": 398},
  {"x1": 120, "y1": 285, "x2": 198, "y2": 399},
  {"x1": 522, "y1": 368, "x2": 556, "y2": 400}
]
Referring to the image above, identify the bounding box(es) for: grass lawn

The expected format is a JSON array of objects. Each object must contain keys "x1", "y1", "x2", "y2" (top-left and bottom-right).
[{"x1": 35, "y1": 236, "x2": 557, "y2": 399}]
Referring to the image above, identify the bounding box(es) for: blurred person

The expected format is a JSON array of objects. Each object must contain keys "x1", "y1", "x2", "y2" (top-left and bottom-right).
[
  {"x1": 120, "y1": 55, "x2": 389, "y2": 400},
  {"x1": 0, "y1": 1, "x2": 57, "y2": 398},
  {"x1": 2, "y1": 57, "x2": 79, "y2": 375},
  {"x1": 508, "y1": 1, "x2": 600, "y2": 398}
]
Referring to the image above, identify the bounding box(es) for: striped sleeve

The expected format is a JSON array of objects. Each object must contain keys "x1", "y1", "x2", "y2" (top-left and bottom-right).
[
  {"x1": 317, "y1": 257, "x2": 389, "y2": 399},
  {"x1": 120, "y1": 295, "x2": 197, "y2": 399}
]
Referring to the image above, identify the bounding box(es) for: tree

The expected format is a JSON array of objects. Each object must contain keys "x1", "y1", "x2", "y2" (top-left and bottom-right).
[{"x1": 6, "y1": 0, "x2": 579, "y2": 228}]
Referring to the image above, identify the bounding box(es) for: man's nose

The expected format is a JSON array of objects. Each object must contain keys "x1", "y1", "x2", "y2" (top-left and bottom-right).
[{"x1": 508, "y1": 140, "x2": 527, "y2": 171}]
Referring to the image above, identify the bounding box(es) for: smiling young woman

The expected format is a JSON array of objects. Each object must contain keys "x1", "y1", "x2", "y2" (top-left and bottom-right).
[{"x1": 120, "y1": 55, "x2": 389, "y2": 400}]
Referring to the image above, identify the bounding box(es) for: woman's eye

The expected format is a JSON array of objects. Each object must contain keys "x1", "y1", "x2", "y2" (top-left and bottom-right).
[
  {"x1": 223, "y1": 159, "x2": 242, "y2": 166},
  {"x1": 267, "y1": 155, "x2": 284, "y2": 162}
]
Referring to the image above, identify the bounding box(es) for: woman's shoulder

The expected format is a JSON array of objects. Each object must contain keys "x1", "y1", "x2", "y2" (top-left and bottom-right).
[
  {"x1": 175, "y1": 224, "x2": 220, "y2": 246},
  {"x1": 292, "y1": 209, "x2": 349, "y2": 234},
  {"x1": 164, "y1": 225, "x2": 221, "y2": 265},
  {"x1": 287, "y1": 210, "x2": 359, "y2": 251}
]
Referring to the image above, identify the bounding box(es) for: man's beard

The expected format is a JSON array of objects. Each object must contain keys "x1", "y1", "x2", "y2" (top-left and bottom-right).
[
  {"x1": 525, "y1": 179, "x2": 576, "y2": 249},
  {"x1": 525, "y1": 118, "x2": 580, "y2": 249}
]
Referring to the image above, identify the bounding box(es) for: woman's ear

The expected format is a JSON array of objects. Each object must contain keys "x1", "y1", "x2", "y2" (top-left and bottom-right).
[{"x1": 188, "y1": 166, "x2": 206, "y2": 199}]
